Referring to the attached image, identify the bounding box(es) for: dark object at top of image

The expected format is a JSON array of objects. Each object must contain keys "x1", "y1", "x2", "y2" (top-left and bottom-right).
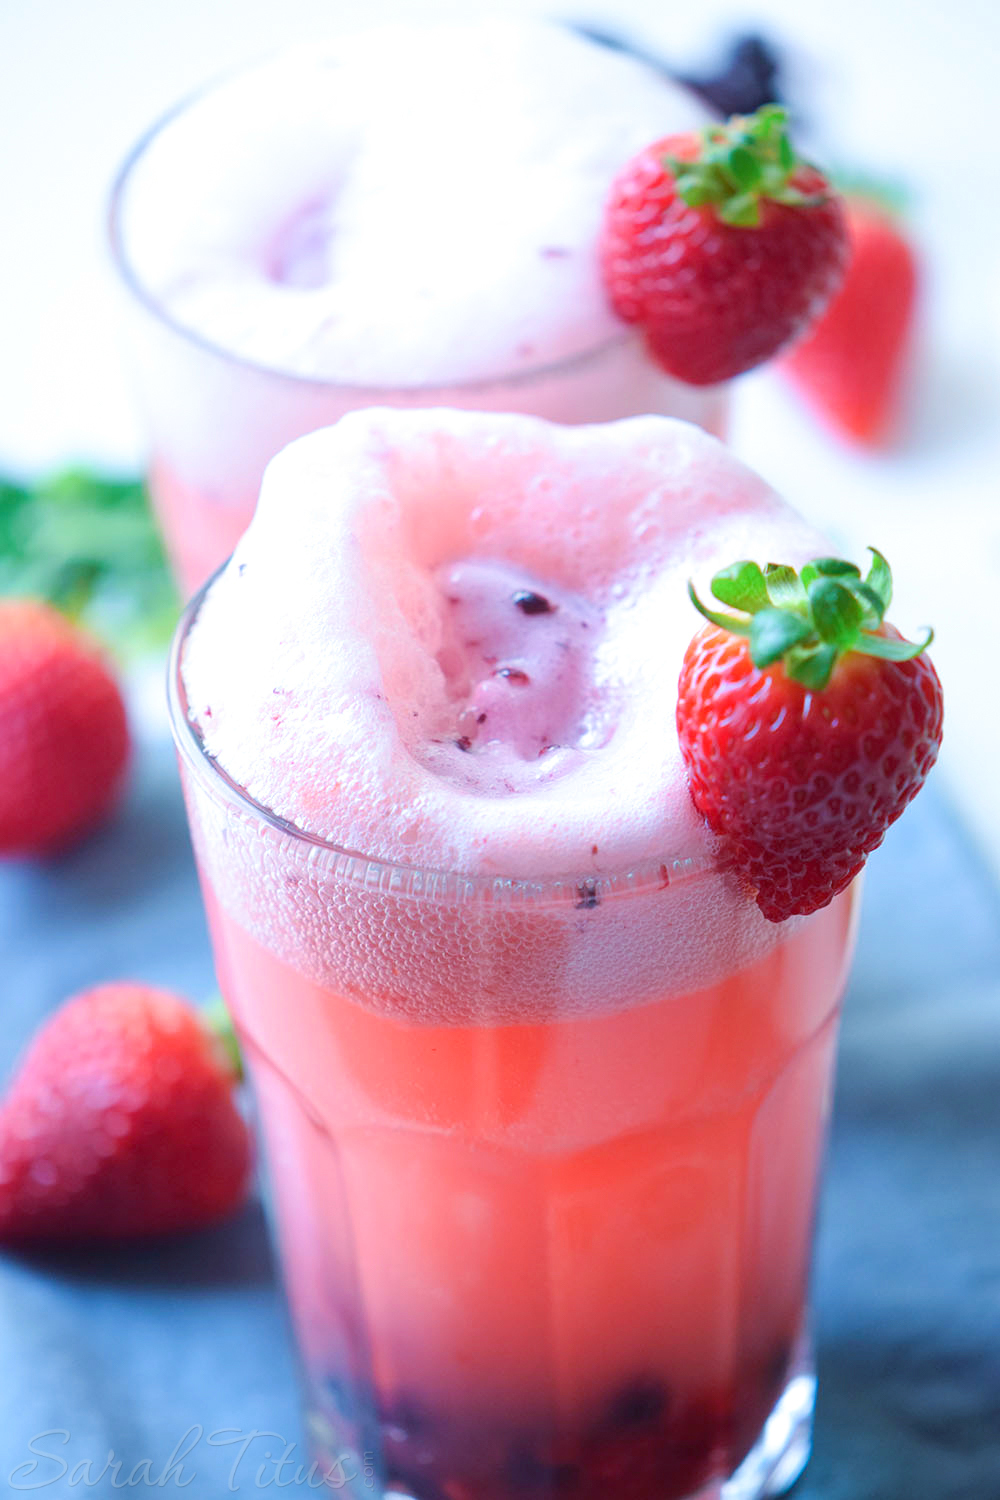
[
  {"x1": 677, "y1": 35, "x2": 784, "y2": 117},
  {"x1": 572, "y1": 25, "x2": 785, "y2": 117}
]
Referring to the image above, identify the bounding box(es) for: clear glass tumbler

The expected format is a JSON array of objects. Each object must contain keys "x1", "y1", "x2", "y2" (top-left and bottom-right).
[
  {"x1": 108, "y1": 78, "x2": 727, "y2": 600},
  {"x1": 169, "y1": 583, "x2": 858, "y2": 1500}
]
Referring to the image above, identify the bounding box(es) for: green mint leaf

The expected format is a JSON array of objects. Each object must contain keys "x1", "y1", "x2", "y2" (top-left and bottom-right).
[{"x1": 0, "y1": 467, "x2": 178, "y2": 660}]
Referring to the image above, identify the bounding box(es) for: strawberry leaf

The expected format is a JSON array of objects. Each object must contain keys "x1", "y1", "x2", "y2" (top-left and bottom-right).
[
  {"x1": 711, "y1": 560, "x2": 769, "y2": 613},
  {"x1": 673, "y1": 171, "x2": 717, "y2": 207},
  {"x1": 671, "y1": 104, "x2": 832, "y2": 227},
  {"x1": 764, "y1": 563, "x2": 807, "y2": 610},
  {"x1": 749, "y1": 607, "x2": 811, "y2": 665},
  {"x1": 811, "y1": 557, "x2": 861, "y2": 579},
  {"x1": 854, "y1": 627, "x2": 934, "y2": 662},
  {"x1": 202, "y1": 995, "x2": 243, "y2": 1082},
  {"x1": 727, "y1": 146, "x2": 763, "y2": 190},
  {"x1": 688, "y1": 581, "x2": 752, "y2": 636},
  {"x1": 787, "y1": 641, "x2": 838, "y2": 690},
  {"x1": 718, "y1": 192, "x2": 760, "y2": 227},
  {"x1": 853, "y1": 582, "x2": 887, "y2": 625},
  {"x1": 687, "y1": 547, "x2": 932, "y2": 691},
  {"x1": 865, "y1": 547, "x2": 893, "y2": 610},
  {"x1": 809, "y1": 577, "x2": 864, "y2": 645}
]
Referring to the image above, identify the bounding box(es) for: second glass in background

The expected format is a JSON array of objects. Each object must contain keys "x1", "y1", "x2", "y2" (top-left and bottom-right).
[{"x1": 108, "y1": 22, "x2": 728, "y2": 595}]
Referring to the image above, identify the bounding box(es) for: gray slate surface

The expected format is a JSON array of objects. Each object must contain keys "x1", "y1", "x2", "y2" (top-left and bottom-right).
[{"x1": 1, "y1": 735, "x2": 998, "y2": 1497}]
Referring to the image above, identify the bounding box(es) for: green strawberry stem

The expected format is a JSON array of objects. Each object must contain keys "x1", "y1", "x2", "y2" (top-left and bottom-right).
[
  {"x1": 203, "y1": 995, "x2": 243, "y2": 1083},
  {"x1": 689, "y1": 548, "x2": 933, "y2": 691},
  {"x1": 668, "y1": 104, "x2": 830, "y2": 227},
  {"x1": 830, "y1": 168, "x2": 910, "y2": 218}
]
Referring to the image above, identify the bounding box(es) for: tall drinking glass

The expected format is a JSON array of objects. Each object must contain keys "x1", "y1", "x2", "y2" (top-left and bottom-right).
[
  {"x1": 108, "y1": 26, "x2": 727, "y2": 597},
  {"x1": 169, "y1": 585, "x2": 857, "y2": 1500}
]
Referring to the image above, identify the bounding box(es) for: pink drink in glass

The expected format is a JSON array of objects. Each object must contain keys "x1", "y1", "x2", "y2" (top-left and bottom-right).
[
  {"x1": 110, "y1": 20, "x2": 726, "y2": 596},
  {"x1": 171, "y1": 409, "x2": 859, "y2": 1499}
]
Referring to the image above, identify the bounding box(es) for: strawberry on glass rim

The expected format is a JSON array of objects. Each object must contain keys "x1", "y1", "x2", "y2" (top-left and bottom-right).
[
  {"x1": 676, "y1": 549, "x2": 943, "y2": 922},
  {"x1": 601, "y1": 104, "x2": 849, "y2": 385}
]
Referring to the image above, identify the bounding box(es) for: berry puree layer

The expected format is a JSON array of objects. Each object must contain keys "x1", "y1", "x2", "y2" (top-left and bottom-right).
[
  {"x1": 113, "y1": 20, "x2": 727, "y2": 593},
  {"x1": 175, "y1": 410, "x2": 859, "y2": 1500}
]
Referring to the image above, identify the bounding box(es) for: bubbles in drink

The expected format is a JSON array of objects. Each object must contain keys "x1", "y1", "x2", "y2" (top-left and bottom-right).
[{"x1": 182, "y1": 409, "x2": 828, "y2": 1016}]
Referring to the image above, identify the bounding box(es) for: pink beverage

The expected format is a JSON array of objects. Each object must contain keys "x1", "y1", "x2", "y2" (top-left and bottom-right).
[
  {"x1": 171, "y1": 410, "x2": 859, "y2": 1500},
  {"x1": 110, "y1": 20, "x2": 727, "y2": 596}
]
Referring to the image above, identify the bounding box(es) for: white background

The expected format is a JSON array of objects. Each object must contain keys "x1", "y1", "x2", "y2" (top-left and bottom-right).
[{"x1": 1, "y1": 0, "x2": 997, "y2": 868}]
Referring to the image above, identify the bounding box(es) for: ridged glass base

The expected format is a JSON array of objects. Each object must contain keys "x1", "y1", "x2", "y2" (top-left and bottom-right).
[
  {"x1": 307, "y1": 1350, "x2": 816, "y2": 1500},
  {"x1": 721, "y1": 1363, "x2": 815, "y2": 1499}
]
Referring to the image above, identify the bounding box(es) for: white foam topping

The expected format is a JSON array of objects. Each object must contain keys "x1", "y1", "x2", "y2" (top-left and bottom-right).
[
  {"x1": 182, "y1": 409, "x2": 825, "y2": 881},
  {"x1": 119, "y1": 21, "x2": 708, "y2": 385},
  {"x1": 180, "y1": 410, "x2": 840, "y2": 1018}
]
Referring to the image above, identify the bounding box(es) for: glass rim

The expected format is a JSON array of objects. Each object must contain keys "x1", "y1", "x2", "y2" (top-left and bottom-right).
[
  {"x1": 168, "y1": 570, "x2": 722, "y2": 906},
  {"x1": 107, "y1": 58, "x2": 642, "y2": 401}
]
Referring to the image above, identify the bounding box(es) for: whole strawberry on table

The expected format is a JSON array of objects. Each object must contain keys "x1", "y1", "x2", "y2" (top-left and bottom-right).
[{"x1": 0, "y1": 984, "x2": 251, "y2": 1243}]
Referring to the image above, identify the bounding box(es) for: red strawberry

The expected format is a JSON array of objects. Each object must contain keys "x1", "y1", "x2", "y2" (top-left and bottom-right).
[
  {"x1": 600, "y1": 105, "x2": 848, "y2": 385},
  {"x1": 0, "y1": 600, "x2": 130, "y2": 856},
  {"x1": 0, "y1": 984, "x2": 252, "y2": 1242},
  {"x1": 782, "y1": 196, "x2": 918, "y2": 443},
  {"x1": 676, "y1": 551, "x2": 942, "y2": 921}
]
